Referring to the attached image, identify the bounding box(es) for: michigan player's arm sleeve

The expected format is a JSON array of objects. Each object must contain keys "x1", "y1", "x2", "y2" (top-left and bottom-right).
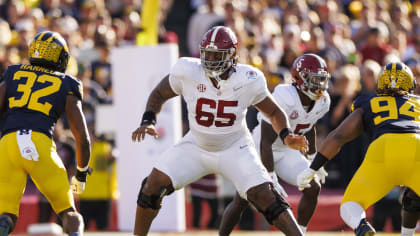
[
  {"x1": 65, "y1": 94, "x2": 91, "y2": 169},
  {"x1": 260, "y1": 120, "x2": 278, "y2": 172},
  {"x1": 318, "y1": 108, "x2": 364, "y2": 160}
]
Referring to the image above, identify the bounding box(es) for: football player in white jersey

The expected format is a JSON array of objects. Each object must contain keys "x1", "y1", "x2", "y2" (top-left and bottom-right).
[
  {"x1": 219, "y1": 54, "x2": 331, "y2": 236},
  {"x1": 131, "y1": 26, "x2": 308, "y2": 236}
]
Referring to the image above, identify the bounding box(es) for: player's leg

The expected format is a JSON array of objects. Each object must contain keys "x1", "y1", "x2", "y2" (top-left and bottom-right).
[
  {"x1": 219, "y1": 136, "x2": 302, "y2": 236},
  {"x1": 274, "y1": 149, "x2": 321, "y2": 233},
  {"x1": 219, "y1": 192, "x2": 249, "y2": 236},
  {"x1": 28, "y1": 132, "x2": 83, "y2": 235},
  {"x1": 246, "y1": 183, "x2": 302, "y2": 235},
  {"x1": 57, "y1": 208, "x2": 84, "y2": 235},
  {"x1": 400, "y1": 133, "x2": 420, "y2": 236},
  {"x1": 206, "y1": 198, "x2": 218, "y2": 229},
  {"x1": 134, "y1": 168, "x2": 174, "y2": 235},
  {"x1": 340, "y1": 136, "x2": 398, "y2": 236},
  {"x1": 134, "y1": 134, "x2": 211, "y2": 236},
  {"x1": 400, "y1": 188, "x2": 420, "y2": 236},
  {"x1": 0, "y1": 133, "x2": 29, "y2": 235}
]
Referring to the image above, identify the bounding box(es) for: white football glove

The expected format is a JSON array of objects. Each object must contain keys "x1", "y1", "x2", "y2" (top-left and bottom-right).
[
  {"x1": 317, "y1": 167, "x2": 328, "y2": 184},
  {"x1": 71, "y1": 167, "x2": 92, "y2": 194},
  {"x1": 71, "y1": 176, "x2": 85, "y2": 194},
  {"x1": 307, "y1": 153, "x2": 328, "y2": 184},
  {"x1": 269, "y1": 172, "x2": 288, "y2": 198},
  {"x1": 297, "y1": 168, "x2": 316, "y2": 191}
]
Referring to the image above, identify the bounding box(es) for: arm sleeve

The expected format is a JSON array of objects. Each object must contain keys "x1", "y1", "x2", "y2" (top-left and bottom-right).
[
  {"x1": 351, "y1": 95, "x2": 370, "y2": 112},
  {"x1": 66, "y1": 75, "x2": 83, "y2": 100},
  {"x1": 168, "y1": 58, "x2": 186, "y2": 95}
]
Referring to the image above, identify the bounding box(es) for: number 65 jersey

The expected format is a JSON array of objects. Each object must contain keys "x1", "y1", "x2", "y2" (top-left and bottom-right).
[
  {"x1": 169, "y1": 57, "x2": 270, "y2": 152},
  {"x1": 2, "y1": 64, "x2": 83, "y2": 138}
]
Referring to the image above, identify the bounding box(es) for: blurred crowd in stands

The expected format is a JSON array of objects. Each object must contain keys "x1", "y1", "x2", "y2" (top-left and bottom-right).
[{"x1": 0, "y1": 0, "x2": 419, "y2": 232}]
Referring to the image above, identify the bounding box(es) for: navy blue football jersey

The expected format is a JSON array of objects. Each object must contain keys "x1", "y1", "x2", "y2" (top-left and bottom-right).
[
  {"x1": 352, "y1": 93, "x2": 420, "y2": 141},
  {"x1": 1, "y1": 64, "x2": 82, "y2": 138}
]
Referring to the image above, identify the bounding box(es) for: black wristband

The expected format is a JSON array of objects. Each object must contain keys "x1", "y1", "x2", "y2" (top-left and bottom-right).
[
  {"x1": 75, "y1": 167, "x2": 92, "y2": 182},
  {"x1": 75, "y1": 169, "x2": 88, "y2": 182},
  {"x1": 309, "y1": 152, "x2": 329, "y2": 171},
  {"x1": 140, "y1": 111, "x2": 156, "y2": 126},
  {"x1": 279, "y1": 128, "x2": 292, "y2": 144}
]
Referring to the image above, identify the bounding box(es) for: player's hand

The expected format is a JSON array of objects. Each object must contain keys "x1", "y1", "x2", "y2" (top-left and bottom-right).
[
  {"x1": 317, "y1": 167, "x2": 328, "y2": 184},
  {"x1": 269, "y1": 172, "x2": 288, "y2": 198},
  {"x1": 131, "y1": 124, "x2": 158, "y2": 142},
  {"x1": 307, "y1": 154, "x2": 328, "y2": 184},
  {"x1": 71, "y1": 167, "x2": 92, "y2": 194},
  {"x1": 284, "y1": 134, "x2": 309, "y2": 154},
  {"x1": 297, "y1": 167, "x2": 316, "y2": 191}
]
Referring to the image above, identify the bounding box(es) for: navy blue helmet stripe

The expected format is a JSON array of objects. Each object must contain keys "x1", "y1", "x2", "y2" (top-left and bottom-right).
[{"x1": 41, "y1": 32, "x2": 54, "y2": 41}]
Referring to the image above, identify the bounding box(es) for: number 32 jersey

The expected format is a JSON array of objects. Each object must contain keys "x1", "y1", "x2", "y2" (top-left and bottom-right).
[
  {"x1": 169, "y1": 57, "x2": 270, "y2": 152},
  {"x1": 2, "y1": 64, "x2": 83, "y2": 138}
]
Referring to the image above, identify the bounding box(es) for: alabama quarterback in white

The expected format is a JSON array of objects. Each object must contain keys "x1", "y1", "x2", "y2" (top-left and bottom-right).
[
  {"x1": 131, "y1": 26, "x2": 308, "y2": 236},
  {"x1": 219, "y1": 54, "x2": 331, "y2": 236}
]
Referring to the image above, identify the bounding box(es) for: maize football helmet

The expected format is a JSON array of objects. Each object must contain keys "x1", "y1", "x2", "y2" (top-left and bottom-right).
[
  {"x1": 29, "y1": 31, "x2": 69, "y2": 72},
  {"x1": 291, "y1": 53, "x2": 330, "y2": 100},
  {"x1": 200, "y1": 26, "x2": 238, "y2": 78},
  {"x1": 377, "y1": 62, "x2": 416, "y2": 94}
]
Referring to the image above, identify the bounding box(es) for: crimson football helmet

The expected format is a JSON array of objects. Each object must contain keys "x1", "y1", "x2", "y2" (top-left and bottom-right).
[
  {"x1": 291, "y1": 53, "x2": 330, "y2": 100},
  {"x1": 200, "y1": 26, "x2": 238, "y2": 78}
]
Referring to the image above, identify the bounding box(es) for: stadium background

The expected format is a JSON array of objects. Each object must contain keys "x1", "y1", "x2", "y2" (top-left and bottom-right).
[{"x1": 0, "y1": 0, "x2": 419, "y2": 234}]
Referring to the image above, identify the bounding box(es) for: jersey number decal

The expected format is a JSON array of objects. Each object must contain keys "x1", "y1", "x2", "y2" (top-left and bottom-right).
[
  {"x1": 195, "y1": 98, "x2": 238, "y2": 127},
  {"x1": 294, "y1": 123, "x2": 310, "y2": 134},
  {"x1": 9, "y1": 70, "x2": 62, "y2": 116},
  {"x1": 370, "y1": 96, "x2": 420, "y2": 125}
]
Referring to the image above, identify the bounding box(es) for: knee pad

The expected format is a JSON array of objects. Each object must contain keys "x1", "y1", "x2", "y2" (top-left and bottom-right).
[
  {"x1": 263, "y1": 190, "x2": 290, "y2": 224},
  {"x1": 249, "y1": 186, "x2": 290, "y2": 225},
  {"x1": 136, "y1": 177, "x2": 174, "y2": 210},
  {"x1": 402, "y1": 189, "x2": 420, "y2": 212}
]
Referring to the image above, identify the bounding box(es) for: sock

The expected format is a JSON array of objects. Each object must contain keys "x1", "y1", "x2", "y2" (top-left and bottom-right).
[
  {"x1": 401, "y1": 226, "x2": 415, "y2": 236},
  {"x1": 299, "y1": 225, "x2": 307, "y2": 234},
  {"x1": 70, "y1": 233, "x2": 81, "y2": 236},
  {"x1": 340, "y1": 201, "x2": 366, "y2": 229},
  {"x1": 0, "y1": 216, "x2": 10, "y2": 236}
]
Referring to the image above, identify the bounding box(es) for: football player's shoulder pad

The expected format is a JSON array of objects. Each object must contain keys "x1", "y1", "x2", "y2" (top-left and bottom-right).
[
  {"x1": 272, "y1": 84, "x2": 297, "y2": 107},
  {"x1": 352, "y1": 94, "x2": 374, "y2": 111}
]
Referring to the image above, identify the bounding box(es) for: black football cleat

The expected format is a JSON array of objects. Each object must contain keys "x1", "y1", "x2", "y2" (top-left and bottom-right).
[
  {"x1": 355, "y1": 218, "x2": 376, "y2": 236},
  {"x1": 0, "y1": 216, "x2": 9, "y2": 236}
]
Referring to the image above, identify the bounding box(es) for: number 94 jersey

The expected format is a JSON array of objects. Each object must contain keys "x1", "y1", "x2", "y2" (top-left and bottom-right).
[
  {"x1": 169, "y1": 57, "x2": 270, "y2": 152},
  {"x1": 352, "y1": 94, "x2": 420, "y2": 142},
  {"x1": 2, "y1": 64, "x2": 83, "y2": 138}
]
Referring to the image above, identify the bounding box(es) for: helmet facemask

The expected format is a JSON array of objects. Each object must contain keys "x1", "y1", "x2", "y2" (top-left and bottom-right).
[
  {"x1": 200, "y1": 46, "x2": 236, "y2": 78},
  {"x1": 300, "y1": 70, "x2": 330, "y2": 100}
]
